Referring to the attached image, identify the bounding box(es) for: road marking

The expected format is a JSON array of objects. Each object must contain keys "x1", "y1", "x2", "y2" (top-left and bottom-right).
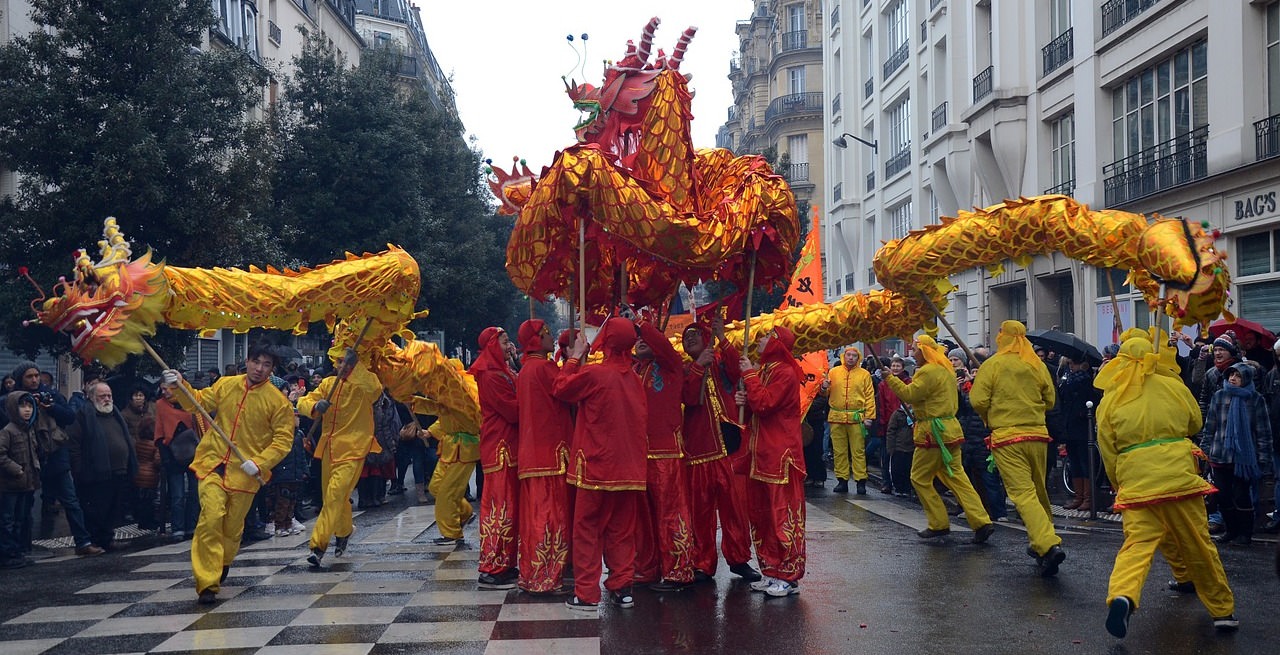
[
  {"x1": 844, "y1": 497, "x2": 969, "y2": 533},
  {"x1": 804, "y1": 502, "x2": 863, "y2": 532}
]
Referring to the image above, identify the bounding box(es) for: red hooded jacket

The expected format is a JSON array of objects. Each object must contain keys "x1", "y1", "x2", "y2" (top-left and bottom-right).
[
  {"x1": 516, "y1": 320, "x2": 572, "y2": 478},
  {"x1": 471, "y1": 327, "x2": 518, "y2": 473},
  {"x1": 635, "y1": 321, "x2": 685, "y2": 459},
  {"x1": 741, "y1": 326, "x2": 805, "y2": 484}
]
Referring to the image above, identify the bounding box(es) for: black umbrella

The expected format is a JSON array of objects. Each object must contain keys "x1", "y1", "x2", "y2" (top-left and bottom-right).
[
  {"x1": 269, "y1": 344, "x2": 304, "y2": 361},
  {"x1": 1025, "y1": 329, "x2": 1103, "y2": 367}
]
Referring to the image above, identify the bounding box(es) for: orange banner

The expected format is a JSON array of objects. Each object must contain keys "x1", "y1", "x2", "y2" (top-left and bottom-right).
[{"x1": 783, "y1": 207, "x2": 829, "y2": 415}]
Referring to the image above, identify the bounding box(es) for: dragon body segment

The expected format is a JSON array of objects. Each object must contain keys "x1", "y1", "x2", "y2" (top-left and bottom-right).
[{"x1": 32, "y1": 218, "x2": 480, "y2": 434}]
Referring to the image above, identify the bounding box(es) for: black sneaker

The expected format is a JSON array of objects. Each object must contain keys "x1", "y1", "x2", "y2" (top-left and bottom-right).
[
  {"x1": 1213, "y1": 614, "x2": 1240, "y2": 631},
  {"x1": 855, "y1": 480, "x2": 867, "y2": 495},
  {"x1": 610, "y1": 587, "x2": 635, "y2": 608},
  {"x1": 565, "y1": 596, "x2": 598, "y2": 611},
  {"x1": 1106, "y1": 596, "x2": 1133, "y2": 638},
  {"x1": 728, "y1": 562, "x2": 762, "y2": 582},
  {"x1": 693, "y1": 570, "x2": 714, "y2": 583},
  {"x1": 478, "y1": 569, "x2": 518, "y2": 590},
  {"x1": 1039, "y1": 545, "x2": 1066, "y2": 577},
  {"x1": 971, "y1": 523, "x2": 995, "y2": 544},
  {"x1": 833, "y1": 479, "x2": 849, "y2": 493},
  {"x1": 917, "y1": 527, "x2": 951, "y2": 539},
  {"x1": 307, "y1": 547, "x2": 325, "y2": 568},
  {"x1": 1167, "y1": 579, "x2": 1196, "y2": 594},
  {"x1": 334, "y1": 535, "x2": 350, "y2": 557},
  {"x1": 197, "y1": 589, "x2": 218, "y2": 605},
  {"x1": 649, "y1": 579, "x2": 692, "y2": 592}
]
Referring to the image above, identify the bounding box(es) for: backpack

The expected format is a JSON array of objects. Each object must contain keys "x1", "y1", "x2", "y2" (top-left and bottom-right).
[
  {"x1": 365, "y1": 393, "x2": 401, "y2": 466},
  {"x1": 168, "y1": 428, "x2": 199, "y2": 467}
]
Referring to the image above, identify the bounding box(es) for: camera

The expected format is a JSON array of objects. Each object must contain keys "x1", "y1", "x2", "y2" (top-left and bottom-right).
[{"x1": 32, "y1": 391, "x2": 54, "y2": 406}]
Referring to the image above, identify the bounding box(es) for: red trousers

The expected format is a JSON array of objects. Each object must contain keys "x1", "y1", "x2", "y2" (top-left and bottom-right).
[
  {"x1": 516, "y1": 474, "x2": 573, "y2": 593},
  {"x1": 687, "y1": 456, "x2": 753, "y2": 574},
  {"x1": 572, "y1": 488, "x2": 642, "y2": 604},
  {"x1": 746, "y1": 473, "x2": 806, "y2": 583},
  {"x1": 478, "y1": 465, "x2": 519, "y2": 575},
  {"x1": 635, "y1": 458, "x2": 695, "y2": 583}
]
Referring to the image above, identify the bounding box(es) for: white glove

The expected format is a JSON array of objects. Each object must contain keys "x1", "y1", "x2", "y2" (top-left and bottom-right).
[
  {"x1": 161, "y1": 369, "x2": 181, "y2": 386},
  {"x1": 240, "y1": 459, "x2": 260, "y2": 477}
]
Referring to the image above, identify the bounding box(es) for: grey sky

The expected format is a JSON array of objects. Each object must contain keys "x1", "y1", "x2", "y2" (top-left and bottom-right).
[{"x1": 420, "y1": 1, "x2": 747, "y2": 172}]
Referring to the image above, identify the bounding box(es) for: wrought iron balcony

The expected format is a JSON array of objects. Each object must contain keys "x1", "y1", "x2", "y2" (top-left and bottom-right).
[
  {"x1": 973, "y1": 65, "x2": 994, "y2": 102},
  {"x1": 1045, "y1": 179, "x2": 1075, "y2": 196},
  {"x1": 1103, "y1": 126, "x2": 1208, "y2": 205},
  {"x1": 1042, "y1": 28, "x2": 1073, "y2": 76},
  {"x1": 764, "y1": 92, "x2": 824, "y2": 123},
  {"x1": 1102, "y1": 0, "x2": 1164, "y2": 38},
  {"x1": 781, "y1": 162, "x2": 810, "y2": 182},
  {"x1": 883, "y1": 42, "x2": 909, "y2": 81},
  {"x1": 931, "y1": 102, "x2": 948, "y2": 132},
  {"x1": 782, "y1": 30, "x2": 809, "y2": 52},
  {"x1": 885, "y1": 146, "x2": 912, "y2": 179},
  {"x1": 864, "y1": 78, "x2": 874, "y2": 99},
  {"x1": 1255, "y1": 113, "x2": 1280, "y2": 161},
  {"x1": 268, "y1": 20, "x2": 282, "y2": 46}
]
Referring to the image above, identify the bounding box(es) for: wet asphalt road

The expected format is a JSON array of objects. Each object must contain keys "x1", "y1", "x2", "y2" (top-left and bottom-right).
[{"x1": 3, "y1": 481, "x2": 1277, "y2": 655}]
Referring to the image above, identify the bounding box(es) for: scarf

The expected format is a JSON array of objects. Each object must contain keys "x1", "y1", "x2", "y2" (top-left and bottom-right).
[{"x1": 1223, "y1": 382, "x2": 1263, "y2": 481}]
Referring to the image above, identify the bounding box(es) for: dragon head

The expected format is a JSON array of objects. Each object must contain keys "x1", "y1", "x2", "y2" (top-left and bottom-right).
[
  {"x1": 484, "y1": 157, "x2": 538, "y2": 215},
  {"x1": 563, "y1": 17, "x2": 695, "y2": 149},
  {"x1": 30, "y1": 218, "x2": 169, "y2": 367},
  {"x1": 1133, "y1": 218, "x2": 1232, "y2": 328}
]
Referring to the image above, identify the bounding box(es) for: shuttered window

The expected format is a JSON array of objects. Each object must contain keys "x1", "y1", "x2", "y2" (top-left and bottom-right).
[{"x1": 1233, "y1": 228, "x2": 1280, "y2": 331}]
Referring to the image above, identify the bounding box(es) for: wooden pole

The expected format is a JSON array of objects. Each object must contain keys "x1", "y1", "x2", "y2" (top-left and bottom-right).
[
  {"x1": 738, "y1": 250, "x2": 758, "y2": 425},
  {"x1": 918, "y1": 292, "x2": 978, "y2": 369},
  {"x1": 1104, "y1": 268, "x2": 1124, "y2": 342},
  {"x1": 578, "y1": 216, "x2": 587, "y2": 334},
  {"x1": 302, "y1": 317, "x2": 374, "y2": 447},
  {"x1": 1152, "y1": 283, "x2": 1167, "y2": 355},
  {"x1": 142, "y1": 339, "x2": 264, "y2": 485}
]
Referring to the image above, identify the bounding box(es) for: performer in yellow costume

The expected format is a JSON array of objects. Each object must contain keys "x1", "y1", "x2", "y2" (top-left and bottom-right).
[
  {"x1": 297, "y1": 349, "x2": 383, "y2": 567},
  {"x1": 161, "y1": 343, "x2": 294, "y2": 604},
  {"x1": 415, "y1": 396, "x2": 480, "y2": 546},
  {"x1": 882, "y1": 335, "x2": 994, "y2": 543},
  {"x1": 1095, "y1": 330, "x2": 1237, "y2": 638},
  {"x1": 825, "y1": 347, "x2": 876, "y2": 494},
  {"x1": 970, "y1": 321, "x2": 1064, "y2": 576}
]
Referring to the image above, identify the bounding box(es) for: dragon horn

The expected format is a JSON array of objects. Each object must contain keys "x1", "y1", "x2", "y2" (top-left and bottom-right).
[
  {"x1": 636, "y1": 17, "x2": 660, "y2": 63},
  {"x1": 669, "y1": 27, "x2": 697, "y2": 70}
]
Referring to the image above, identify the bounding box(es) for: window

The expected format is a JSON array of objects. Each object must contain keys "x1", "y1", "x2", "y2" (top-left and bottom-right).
[
  {"x1": 1051, "y1": 113, "x2": 1075, "y2": 190},
  {"x1": 788, "y1": 66, "x2": 806, "y2": 95},
  {"x1": 787, "y1": 134, "x2": 808, "y2": 164},
  {"x1": 886, "y1": 0, "x2": 909, "y2": 51},
  {"x1": 1269, "y1": 2, "x2": 1280, "y2": 113},
  {"x1": 888, "y1": 97, "x2": 911, "y2": 154},
  {"x1": 890, "y1": 200, "x2": 913, "y2": 240},
  {"x1": 1233, "y1": 228, "x2": 1280, "y2": 327},
  {"x1": 1112, "y1": 41, "x2": 1208, "y2": 160},
  {"x1": 788, "y1": 3, "x2": 804, "y2": 32},
  {"x1": 1050, "y1": 0, "x2": 1071, "y2": 37},
  {"x1": 928, "y1": 188, "x2": 940, "y2": 223}
]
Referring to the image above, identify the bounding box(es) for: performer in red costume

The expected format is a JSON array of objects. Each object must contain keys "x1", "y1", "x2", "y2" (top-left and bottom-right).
[
  {"x1": 681, "y1": 319, "x2": 760, "y2": 582},
  {"x1": 735, "y1": 326, "x2": 806, "y2": 598},
  {"x1": 514, "y1": 319, "x2": 574, "y2": 594},
  {"x1": 471, "y1": 327, "x2": 519, "y2": 590},
  {"x1": 553, "y1": 318, "x2": 648, "y2": 611},
  {"x1": 633, "y1": 320, "x2": 695, "y2": 591}
]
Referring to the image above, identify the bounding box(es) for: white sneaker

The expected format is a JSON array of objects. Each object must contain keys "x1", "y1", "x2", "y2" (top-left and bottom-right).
[
  {"x1": 274, "y1": 528, "x2": 291, "y2": 538},
  {"x1": 750, "y1": 576, "x2": 778, "y2": 592},
  {"x1": 290, "y1": 518, "x2": 305, "y2": 535},
  {"x1": 765, "y1": 579, "x2": 800, "y2": 597}
]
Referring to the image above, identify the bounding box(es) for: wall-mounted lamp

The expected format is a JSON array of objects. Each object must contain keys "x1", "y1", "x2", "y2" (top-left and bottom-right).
[{"x1": 832, "y1": 132, "x2": 878, "y2": 153}]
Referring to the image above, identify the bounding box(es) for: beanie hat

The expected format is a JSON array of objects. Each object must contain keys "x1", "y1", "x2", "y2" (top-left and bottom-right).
[
  {"x1": 10, "y1": 361, "x2": 38, "y2": 385},
  {"x1": 1212, "y1": 335, "x2": 1239, "y2": 358},
  {"x1": 947, "y1": 348, "x2": 966, "y2": 363}
]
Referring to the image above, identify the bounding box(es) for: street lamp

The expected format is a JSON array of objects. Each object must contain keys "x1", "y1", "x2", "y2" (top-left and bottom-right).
[{"x1": 832, "y1": 132, "x2": 878, "y2": 153}]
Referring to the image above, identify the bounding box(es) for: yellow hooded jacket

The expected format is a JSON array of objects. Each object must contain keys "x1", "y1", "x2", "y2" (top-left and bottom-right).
[
  {"x1": 827, "y1": 349, "x2": 876, "y2": 424},
  {"x1": 412, "y1": 397, "x2": 480, "y2": 464},
  {"x1": 969, "y1": 353, "x2": 1056, "y2": 447},
  {"x1": 177, "y1": 375, "x2": 294, "y2": 494},
  {"x1": 884, "y1": 363, "x2": 963, "y2": 448},
  {"x1": 297, "y1": 363, "x2": 383, "y2": 462}
]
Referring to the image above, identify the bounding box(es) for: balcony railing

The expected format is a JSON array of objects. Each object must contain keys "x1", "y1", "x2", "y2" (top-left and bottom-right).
[
  {"x1": 1045, "y1": 179, "x2": 1075, "y2": 196},
  {"x1": 866, "y1": 171, "x2": 876, "y2": 192},
  {"x1": 764, "y1": 92, "x2": 824, "y2": 123},
  {"x1": 1102, "y1": 0, "x2": 1164, "y2": 38},
  {"x1": 1042, "y1": 28, "x2": 1073, "y2": 76},
  {"x1": 832, "y1": 93, "x2": 842, "y2": 114},
  {"x1": 864, "y1": 77, "x2": 874, "y2": 99},
  {"x1": 883, "y1": 42, "x2": 909, "y2": 80},
  {"x1": 931, "y1": 101, "x2": 948, "y2": 132},
  {"x1": 885, "y1": 147, "x2": 912, "y2": 179},
  {"x1": 268, "y1": 20, "x2": 282, "y2": 46},
  {"x1": 1255, "y1": 113, "x2": 1280, "y2": 161},
  {"x1": 1103, "y1": 126, "x2": 1208, "y2": 205},
  {"x1": 973, "y1": 65, "x2": 994, "y2": 102},
  {"x1": 781, "y1": 30, "x2": 809, "y2": 52},
  {"x1": 833, "y1": 182, "x2": 842, "y2": 202},
  {"x1": 781, "y1": 162, "x2": 810, "y2": 182},
  {"x1": 397, "y1": 55, "x2": 419, "y2": 79}
]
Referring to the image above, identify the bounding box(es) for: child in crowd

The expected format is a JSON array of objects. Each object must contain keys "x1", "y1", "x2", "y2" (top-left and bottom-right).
[{"x1": 0, "y1": 393, "x2": 43, "y2": 569}]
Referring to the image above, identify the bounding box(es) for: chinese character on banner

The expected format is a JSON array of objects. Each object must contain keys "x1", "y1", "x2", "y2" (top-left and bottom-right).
[{"x1": 780, "y1": 207, "x2": 829, "y2": 415}]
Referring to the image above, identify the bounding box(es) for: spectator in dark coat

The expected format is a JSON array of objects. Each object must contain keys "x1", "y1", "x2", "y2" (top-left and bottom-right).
[
  {"x1": 67, "y1": 381, "x2": 138, "y2": 551},
  {"x1": 953, "y1": 350, "x2": 1005, "y2": 521},
  {"x1": 0, "y1": 392, "x2": 43, "y2": 568}
]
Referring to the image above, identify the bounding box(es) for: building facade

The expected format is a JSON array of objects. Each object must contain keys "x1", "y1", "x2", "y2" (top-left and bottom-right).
[
  {"x1": 719, "y1": 0, "x2": 828, "y2": 214},
  {"x1": 823, "y1": 0, "x2": 1280, "y2": 349}
]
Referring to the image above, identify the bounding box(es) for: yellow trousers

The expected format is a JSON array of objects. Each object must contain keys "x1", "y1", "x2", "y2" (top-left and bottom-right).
[
  {"x1": 830, "y1": 422, "x2": 866, "y2": 481},
  {"x1": 911, "y1": 444, "x2": 991, "y2": 531},
  {"x1": 192, "y1": 474, "x2": 256, "y2": 594},
  {"x1": 309, "y1": 458, "x2": 363, "y2": 552},
  {"x1": 991, "y1": 441, "x2": 1060, "y2": 556},
  {"x1": 1108, "y1": 496, "x2": 1234, "y2": 617},
  {"x1": 429, "y1": 459, "x2": 475, "y2": 539}
]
